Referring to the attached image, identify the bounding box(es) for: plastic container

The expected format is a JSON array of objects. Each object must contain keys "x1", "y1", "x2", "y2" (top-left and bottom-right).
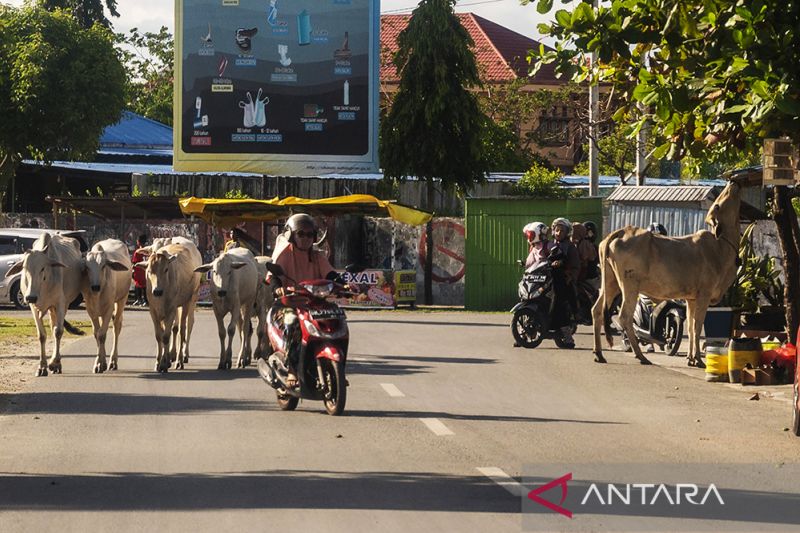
[
  {"x1": 728, "y1": 337, "x2": 762, "y2": 383},
  {"x1": 705, "y1": 344, "x2": 729, "y2": 382}
]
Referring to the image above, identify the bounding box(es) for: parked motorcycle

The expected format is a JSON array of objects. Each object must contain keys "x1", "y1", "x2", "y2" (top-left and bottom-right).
[
  {"x1": 609, "y1": 294, "x2": 685, "y2": 356},
  {"x1": 257, "y1": 262, "x2": 351, "y2": 415},
  {"x1": 511, "y1": 260, "x2": 583, "y2": 349}
]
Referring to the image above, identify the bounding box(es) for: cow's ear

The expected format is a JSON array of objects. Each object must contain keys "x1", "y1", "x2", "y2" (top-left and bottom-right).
[
  {"x1": 40, "y1": 233, "x2": 52, "y2": 251},
  {"x1": 231, "y1": 262, "x2": 247, "y2": 270},
  {"x1": 134, "y1": 261, "x2": 149, "y2": 269},
  {"x1": 50, "y1": 261, "x2": 66, "y2": 268},
  {"x1": 195, "y1": 264, "x2": 212, "y2": 273},
  {"x1": 107, "y1": 260, "x2": 130, "y2": 272},
  {"x1": 6, "y1": 261, "x2": 23, "y2": 276}
]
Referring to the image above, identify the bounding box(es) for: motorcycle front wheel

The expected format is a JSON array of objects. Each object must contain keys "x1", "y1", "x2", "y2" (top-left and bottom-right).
[
  {"x1": 276, "y1": 391, "x2": 299, "y2": 411},
  {"x1": 511, "y1": 308, "x2": 544, "y2": 349},
  {"x1": 321, "y1": 359, "x2": 347, "y2": 416},
  {"x1": 662, "y1": 311, "x2": 684, "y2": 356}
]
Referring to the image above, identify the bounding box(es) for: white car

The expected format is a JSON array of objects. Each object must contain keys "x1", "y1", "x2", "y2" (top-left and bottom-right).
[{"x1": 0, "y1": 228, "x2": 89, "y2": 309}]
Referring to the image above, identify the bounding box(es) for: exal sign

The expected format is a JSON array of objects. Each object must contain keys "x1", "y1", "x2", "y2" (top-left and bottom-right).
[{"x1": 174, "y1": 0, "x2": 380, "y2": 175}]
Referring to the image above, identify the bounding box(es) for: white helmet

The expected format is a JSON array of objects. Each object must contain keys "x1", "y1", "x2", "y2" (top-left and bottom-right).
[
  {"x1": 551, "y1": 217, "x2": 572, "y2": 236},
  {"x1": 523, "y1": 222, "x2": 549, "y2": 244}
]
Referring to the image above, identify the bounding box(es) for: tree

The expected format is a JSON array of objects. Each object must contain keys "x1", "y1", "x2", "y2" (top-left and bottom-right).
[
  {"x1": 116, "y1": 26, "x2": 174, "y2": 125},
  {"x1": 37, "y1": 0, "x2": 119, "y2": 28},
  {"x1": 573, "y1": 123, "x2": 658, "y2": 181},
  {"x1": 0, "y1": 5, "x2": 126, "y2": 205},
  {"x1": 532, "y1": 0, "x2": 800, "y2": 333},
  {"x1": 380, "y1": 0, "x2": 489, "y2": 194}
]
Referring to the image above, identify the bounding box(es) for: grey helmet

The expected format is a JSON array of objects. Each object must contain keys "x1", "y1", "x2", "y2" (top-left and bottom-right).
[
  {"x1": 284, "y1": 213, "x2": 317, "y2": 243},
  {"x1": 551, "y1": 217, "x2": 572, "y2": 236}
]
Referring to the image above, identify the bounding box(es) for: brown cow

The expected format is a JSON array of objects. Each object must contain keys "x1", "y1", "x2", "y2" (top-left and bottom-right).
[{"x1": 592, "y1": 179, "x2": 742, "y2": 367}]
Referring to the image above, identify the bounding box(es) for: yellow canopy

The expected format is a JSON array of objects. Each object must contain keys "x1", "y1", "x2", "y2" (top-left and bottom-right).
[{"x1": 179, "y1": 194, "x2": 432, "y2": 227}]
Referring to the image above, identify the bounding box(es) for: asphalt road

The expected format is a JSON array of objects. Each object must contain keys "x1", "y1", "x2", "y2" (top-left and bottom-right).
[{"x1": 0, "y1": 308, "x2": 798, "y2": 532}]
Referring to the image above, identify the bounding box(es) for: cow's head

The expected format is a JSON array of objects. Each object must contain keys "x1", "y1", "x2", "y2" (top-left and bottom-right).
[
  {"x1": 195, "y1": 252, "x2": 247, "y2": 298},
  {"x1": 146, "y1": 249, "x2": 178, "y2": 297},
  {"x1": 83, "y1": 245, "x2": 130, "y2": 292},
  {"x1": 6, "y1": 248, "x2": 65, "y2": 305},
  {"x1": 705, "y1": 180, "x2": 741, "y2": 239}
]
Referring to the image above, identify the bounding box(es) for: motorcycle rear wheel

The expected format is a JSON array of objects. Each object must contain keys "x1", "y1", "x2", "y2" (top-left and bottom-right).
[
  {"x1": 511, "y1": 308, "x2": 544, "y2": 349},
  {"x1": 276, "y1": 391, "x2": 299, "y2": 411},
  {"x1": 322, "y1": 359, "x2": 347, "y2": 416},
  {"x1": 662, "y1": 311, "x2": 684, "y2": 356}
]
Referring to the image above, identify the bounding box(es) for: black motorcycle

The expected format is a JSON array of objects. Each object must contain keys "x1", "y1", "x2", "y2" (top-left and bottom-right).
[
  {"x1": 609, "y1": 294, "x2": 685, "y2": 356},
  {"x1": 511, "y1": 261, "x2": 577, "y2": 349}
]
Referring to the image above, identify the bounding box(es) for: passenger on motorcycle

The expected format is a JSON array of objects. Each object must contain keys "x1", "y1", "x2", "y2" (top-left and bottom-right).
[
  {"x1": 267, "y1": 214, "x2": 343, "y2": 387},
  {"x1": 550, "y1": 218, "x2": 580, "y2": 348},
  {"x1": 580, "y1": 221, "x2": 600, "y2": 282},
  {"x1": 571, "y1": 222, "x2": 599, "y2": 285},
  {"x1": 523, "y1": 221, "x2": 552, "y2": 268}
]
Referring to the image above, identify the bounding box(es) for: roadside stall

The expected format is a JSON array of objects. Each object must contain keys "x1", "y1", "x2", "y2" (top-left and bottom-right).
[{"x1": 179, "y1": 194, "x2": 432, "y2": 308}]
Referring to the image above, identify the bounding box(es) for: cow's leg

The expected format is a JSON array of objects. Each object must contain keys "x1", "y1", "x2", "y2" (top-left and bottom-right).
[
  {"x1": 46, "y1": 306, "x2": 65, "y2": 374},
  {"x1": 150, "y1": 308, "x2": 165, "y2": 372},
  {"x1": 109, "y1": 299, "x2": 125, "y2": 370},
  {"x1": 90, "y1": 311, "x2": 107, "y2": 374},
  {"x1": 689, "y1": 298, "x2": 709, "y2": 368},
  {"x1": 181, "y1": 299, "x2": 196, "y2": 364},
  {"x1": 255, "y1": 307, "x2": 267, "y2": 360},
  {"x1": 169, "y1": 319, "x2": 179, "y2": 362},
  {"x1": 32, "y1": 307, "x2": 49, "y2": 377},
  {"x1": 224, "y1": 306, "x2": 237, "y2": 369},
  {"x1": 161, "y1": 310, "x2": 177, "y2": 372},
  {"x1": 237, "y1": 302, "x2": 253, "y2": 368},
  {"x1": 214, "y1": 307, "x2": 227, "y2": 369},
  {"x1": 173, "y1": 306, "x2": 187, "y2": 370},
  {"x1": 618, "y1": 286, "x2": 651, "y2": 365},
  {"x1": 685, "y1": 300, "x2": 696, "y2": 366}
]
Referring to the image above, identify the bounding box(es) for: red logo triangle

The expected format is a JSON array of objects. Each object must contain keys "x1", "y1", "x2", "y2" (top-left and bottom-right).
[{"x1": 527, "y1": 472, "x2": 573, "y2": 518}]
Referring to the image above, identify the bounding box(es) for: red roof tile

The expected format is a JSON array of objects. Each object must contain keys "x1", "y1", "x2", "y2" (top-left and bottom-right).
[{"x1": 380, "y1": 13, "x2": 559, "y2": 85}]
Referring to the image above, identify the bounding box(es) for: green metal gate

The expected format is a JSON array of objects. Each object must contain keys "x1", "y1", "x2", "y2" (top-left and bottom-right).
[{"x1": 465, "y1": 197, "x2": 603, "y2": 311}]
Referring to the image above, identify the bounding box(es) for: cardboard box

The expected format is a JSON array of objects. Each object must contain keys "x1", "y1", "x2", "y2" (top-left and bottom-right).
[{"x1": 741, "y1": 367, "x2": 775, "y2": 386}]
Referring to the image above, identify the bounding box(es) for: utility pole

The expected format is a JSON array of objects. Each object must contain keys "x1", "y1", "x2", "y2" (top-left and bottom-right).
[
  {"x1": 588, "y1": 0, "x2": 600, "y2": 196},
  {"x1": 635, "y1": 106, "x2": 648, "y2": 185}
]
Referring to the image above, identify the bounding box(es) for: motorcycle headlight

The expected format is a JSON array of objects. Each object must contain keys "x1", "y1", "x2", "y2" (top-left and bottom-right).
[{"x1": 301, "y1": 282, "x2": 334, "y2": 298}]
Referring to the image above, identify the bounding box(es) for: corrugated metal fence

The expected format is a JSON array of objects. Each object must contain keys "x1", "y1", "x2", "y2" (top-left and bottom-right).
[{"x1": 465, "y1": 197, "x2": 603, "y2": 311}]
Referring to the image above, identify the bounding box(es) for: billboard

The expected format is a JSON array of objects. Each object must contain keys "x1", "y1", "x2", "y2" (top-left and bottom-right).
[{"x1": 174, "y1": 0, "x2": 380, "y2": 174}]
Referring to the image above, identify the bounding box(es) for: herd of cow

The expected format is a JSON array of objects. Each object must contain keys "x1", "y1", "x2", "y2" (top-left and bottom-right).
[{"x1": 7, "y1": 233, "x2": 273, "y2": 377}]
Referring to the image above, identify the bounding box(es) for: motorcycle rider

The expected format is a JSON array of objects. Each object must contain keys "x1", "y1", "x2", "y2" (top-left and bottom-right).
[
  {"x1": 267, "y1": 214, "x2": 342, "y2": 387},
  {"x1": 549, "y1": 218, "x2": 580, "y2": 348},
  {"x1": 571, "y1": 222, "x2": 599, "y2": 286},
  {"x1": 523, "y1": 222, "x2": 551, "y2": 268}
]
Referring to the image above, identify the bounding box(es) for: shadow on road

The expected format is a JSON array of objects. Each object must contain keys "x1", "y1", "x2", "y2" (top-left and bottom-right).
[
  {"x1": 1, "y1": 392, "x2": 264, "y2": 416},
  {"x1": 0, "y1": 470, "x2": 519, "y2": 513},
  {"x1": 345, "y1": 409, "x2": 625, "y2": 426},
  {"x1": 347, "y1": 359, "x2": 431, "y2": 376},
  {"x1": 135, "y1": 368, "x2": 259, "y2": 381}
]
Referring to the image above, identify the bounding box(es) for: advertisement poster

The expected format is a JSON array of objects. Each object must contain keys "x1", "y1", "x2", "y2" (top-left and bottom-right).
[
  {"x1": 174, "y1": 0, "x2": 379, "y2": 174},
  {"x1": 335, "y1": 270, "x2": 417, "y2": 309}
]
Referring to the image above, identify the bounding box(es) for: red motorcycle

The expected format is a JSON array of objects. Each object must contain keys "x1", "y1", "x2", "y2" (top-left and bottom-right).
[{"x1": 257, "y1": 262, "x2": 350, "y2": 415}]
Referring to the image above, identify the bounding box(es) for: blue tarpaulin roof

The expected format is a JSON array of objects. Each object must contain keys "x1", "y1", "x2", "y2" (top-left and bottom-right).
[{"x1": 99, "y1": 111, "x2": 172, "y2": 150}]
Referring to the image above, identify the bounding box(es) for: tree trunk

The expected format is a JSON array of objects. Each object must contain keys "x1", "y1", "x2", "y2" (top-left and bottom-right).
[
  {"x1": 424, "y1": 180, "x2": 434, "y2": 305},
  {"x1": 772, "y1": 186, "x2": 800, "y2": 337}
]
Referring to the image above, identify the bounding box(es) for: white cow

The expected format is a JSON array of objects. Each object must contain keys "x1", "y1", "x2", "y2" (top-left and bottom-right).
[
  {"x1": 81, "y1": 239, "x2": 132, "y2": 373},
  {"x1": 196, "y1": 247, "x2": 259, "y2": 369},
  {"x1": 6, "y1": 233, "x2": 84, "y2": 376},
  {"x1": 139, "y1": 242, "x2": 202, "y2": 372},
  {"x1": 253, "y1": 255, "x2": 274, "y2": 360}
]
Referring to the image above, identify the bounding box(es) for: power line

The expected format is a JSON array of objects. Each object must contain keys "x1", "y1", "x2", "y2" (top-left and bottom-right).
[{"x1": 381, "y1": 0, "x2": 508, "y2": 14}]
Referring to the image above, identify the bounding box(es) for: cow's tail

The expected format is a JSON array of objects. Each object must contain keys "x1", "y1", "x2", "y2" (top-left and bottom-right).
[{"x1": 63, "y1": 320, "x2": 85, "y2": 336}]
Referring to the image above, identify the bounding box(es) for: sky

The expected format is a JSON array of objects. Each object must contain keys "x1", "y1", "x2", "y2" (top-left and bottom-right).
[{"x1": 5, "y1": 0, "x2": 573, "y2": 44}]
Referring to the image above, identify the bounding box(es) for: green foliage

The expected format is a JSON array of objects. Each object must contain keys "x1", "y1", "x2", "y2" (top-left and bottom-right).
[
  {"x1": 131, "y1": 184, "x2": 141, "y2": 197},
  {"x1": 379, "y1": 0, "x2": 489, "y2": 193},
  {"x1": 36, "y1": 0, "x2": 119, "y2": 28},
  {"x1": 116, "y1": 26, "x2": 173, "y2": 125},
  {"x1": 512, "y1": 160, "x2": 573, "y2": 198},
  {"x1": 721, "y1": 223, "x2": 784, "y2": 311},
  {"x1": 532, "y1": 0, "x2": 800, "y2": 158},
  {"x1": 0, "y1": 5, "x2": 126, "y2": 197},
  {"x1": 679, "y1": 146, "x2": 762, "y2": 180},
  {"x1": 224, "y1": 189, "x2": 250, "y2": 199},
  {"x1": 573, "y1": 124, "x2": 658, "y2": 180}
]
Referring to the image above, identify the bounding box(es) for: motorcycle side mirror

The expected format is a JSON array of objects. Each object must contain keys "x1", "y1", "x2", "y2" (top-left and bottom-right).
[{"x1": 264, "y1": 262, "x2": 285, "y2": 277}]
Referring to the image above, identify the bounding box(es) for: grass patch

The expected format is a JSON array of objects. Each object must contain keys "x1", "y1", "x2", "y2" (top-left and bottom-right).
[{"x1": 0, "y1": 317, "x2": 91, "y2": 342}]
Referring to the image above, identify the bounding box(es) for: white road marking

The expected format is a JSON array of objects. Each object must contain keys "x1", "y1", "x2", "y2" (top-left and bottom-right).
[
  {"x1": 477, "y1": 467, "x2": 526, "y2": 497},
  {"x1": 420, "y1": 417, "x2": 454, "y2": 436},
  {"x1": 380, "y1": 383, "x2": 405, "y2": 397}
]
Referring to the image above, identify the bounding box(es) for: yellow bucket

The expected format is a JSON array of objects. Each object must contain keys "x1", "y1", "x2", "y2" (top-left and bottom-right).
[
  {"x1": 705, "y1": 344, "x2": 729, "y2": 382},
  {"x1": 728, "y1": 338, "x2": 762, "y2": 383}
]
